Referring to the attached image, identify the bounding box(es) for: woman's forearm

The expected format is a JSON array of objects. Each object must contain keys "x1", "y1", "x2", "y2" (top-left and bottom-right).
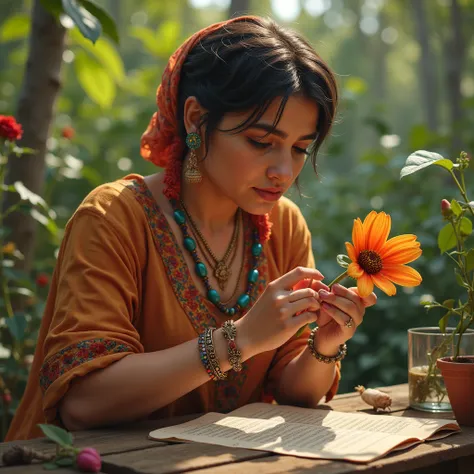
[
  {"x1": 59, "y1": 322, "x2": 254, "y2": 431},
  {"x1": 275, "y1": 338, "x2": 339, "y2": 408}
]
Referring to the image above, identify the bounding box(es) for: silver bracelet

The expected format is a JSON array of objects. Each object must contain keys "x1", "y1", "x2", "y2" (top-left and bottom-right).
[{"x1": 308, "y1": 326, "x2": 347, "y2": 363}]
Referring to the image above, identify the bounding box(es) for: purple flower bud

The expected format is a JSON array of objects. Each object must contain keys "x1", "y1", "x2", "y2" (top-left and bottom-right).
[{"x1": 76, "y1": 448, "x2": 101, "y2": 473}]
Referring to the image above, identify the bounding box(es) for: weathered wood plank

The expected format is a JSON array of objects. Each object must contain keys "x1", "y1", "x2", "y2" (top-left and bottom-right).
[
  {"x1": 0, "y1": 465, "x2": 103, "y2": 474},
  {"x1": 0, "y1": 416, "x2": 199, "y2": 468},
  {"x1": 101, "y1": 442, "x2": 273, "y2": 474}
]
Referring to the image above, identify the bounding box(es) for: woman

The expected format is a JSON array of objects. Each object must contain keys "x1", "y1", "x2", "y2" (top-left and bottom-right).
[{"x1": 7, "y1": 15, "x2": 376, "y2": 440}]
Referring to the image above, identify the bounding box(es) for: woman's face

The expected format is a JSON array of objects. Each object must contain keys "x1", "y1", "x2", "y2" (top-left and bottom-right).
[{"x1": 201, "y1": 95, "x2": 319, "y2": 215}]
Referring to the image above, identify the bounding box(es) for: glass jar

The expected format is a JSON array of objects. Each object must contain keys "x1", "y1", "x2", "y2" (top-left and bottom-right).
[{"x1": 408, "y1": 327, "x2": 474, "y2": 413}]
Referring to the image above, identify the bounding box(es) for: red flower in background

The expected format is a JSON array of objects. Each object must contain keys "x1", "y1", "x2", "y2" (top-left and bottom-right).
[
  {"x1": 61, "y1": 126, "x2": 75, "y2": 140},
  {"x1": 36, "y1": 273, "x2": 49, "y2": 287},
  {"x1": 0, "y1": 115, "x2": 23, "y2": 142}
]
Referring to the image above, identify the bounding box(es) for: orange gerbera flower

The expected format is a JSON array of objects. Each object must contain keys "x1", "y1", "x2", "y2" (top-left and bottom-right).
[{"x1": 346, "y1": 211, "x2": 422, "y2": 298}]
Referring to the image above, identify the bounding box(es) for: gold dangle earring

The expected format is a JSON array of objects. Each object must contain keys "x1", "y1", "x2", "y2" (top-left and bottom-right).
[{"x1": 184, "y1": 132, "x2": 202, "y2": 184}]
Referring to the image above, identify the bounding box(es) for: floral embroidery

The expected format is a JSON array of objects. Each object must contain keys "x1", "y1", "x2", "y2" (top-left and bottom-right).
[
  {"x1": 40, "y1": 339, "x2": 131, "y2": 392},
  {"x1": 126, "y1": 178, "x2": 269, "y2": 412}
]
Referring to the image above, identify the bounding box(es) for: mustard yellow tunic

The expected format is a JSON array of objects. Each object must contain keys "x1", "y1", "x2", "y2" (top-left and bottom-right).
[{"x1": 7, "y1": 175, "x2": 340, "y2": 440}]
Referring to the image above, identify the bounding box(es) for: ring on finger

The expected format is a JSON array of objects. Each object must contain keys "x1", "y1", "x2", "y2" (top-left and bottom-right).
[{"x1": 344, "y1": 317, "x2": 354, "y2": 329}]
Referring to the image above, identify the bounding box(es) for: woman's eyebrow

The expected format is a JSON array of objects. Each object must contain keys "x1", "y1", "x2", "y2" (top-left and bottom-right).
[{"x1": 248, "y1": 123, "x2": 317, "y2": 141}]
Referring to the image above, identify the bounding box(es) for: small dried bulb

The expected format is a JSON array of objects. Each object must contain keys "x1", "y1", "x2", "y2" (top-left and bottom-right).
[{"x1": 355, "y1": 385, "x2": 392, "y2": 412}]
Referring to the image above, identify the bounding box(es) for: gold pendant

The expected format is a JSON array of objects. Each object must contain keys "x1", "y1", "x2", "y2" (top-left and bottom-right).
[{"x1": 214, "y1": 261, "x2": 231, "y2": 290}]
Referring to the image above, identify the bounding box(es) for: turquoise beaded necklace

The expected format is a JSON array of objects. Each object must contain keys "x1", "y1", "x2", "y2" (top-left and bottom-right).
[{"x1": 171, "y1": 199, "x2": 262, "y2": 316}]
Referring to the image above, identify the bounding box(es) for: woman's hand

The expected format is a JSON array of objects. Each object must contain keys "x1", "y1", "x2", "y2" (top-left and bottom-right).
[
  {"x1": 313, "y1": 283, "x2": 377, "y2": 354},
  {"x1": 236, "y1": 267, "x2": 324, "y2": 356}
]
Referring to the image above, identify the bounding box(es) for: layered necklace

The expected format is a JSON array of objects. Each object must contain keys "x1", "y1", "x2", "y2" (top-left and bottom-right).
[{"x1": 170, "y1": 198, "x2": 262, "y2": 316}]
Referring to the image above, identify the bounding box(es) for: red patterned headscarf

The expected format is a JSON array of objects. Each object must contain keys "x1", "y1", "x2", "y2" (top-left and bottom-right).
[{"x1": 140, "y1": 16, "x2": 272, "y2": 243}]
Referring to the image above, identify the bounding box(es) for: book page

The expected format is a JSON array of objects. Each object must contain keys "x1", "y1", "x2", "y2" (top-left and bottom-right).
[
  {"x1": 229, "y1": 403, "x2": 460, "y2": 439},
  {"x1": 149, "y1": 405, "x2": 458, "y2": 463}
]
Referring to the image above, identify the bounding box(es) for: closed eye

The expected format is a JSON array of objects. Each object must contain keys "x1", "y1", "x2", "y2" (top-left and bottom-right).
[
  {"x1": 247, "y1": 137, "x2": 272, "y2": 149},
  {"x1": 294, "y1": 146, "x2": 309, "y2": 156}
]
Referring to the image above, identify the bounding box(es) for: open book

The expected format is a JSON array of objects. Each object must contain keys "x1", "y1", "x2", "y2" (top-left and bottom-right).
[{"x1": 149, "y1": 402, "x2": 460, "y2": 463}]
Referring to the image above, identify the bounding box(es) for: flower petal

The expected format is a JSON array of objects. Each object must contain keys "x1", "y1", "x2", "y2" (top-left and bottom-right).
[
  {"x1": 345, "y1": 242, "x2": 357, "y2": 262},
  {"x1": 357, "y1": 273, "x2": 374, "y2": 298},
  {"x1": 379, "y1": 234, "x2": 419, "y2": 259},
  {"x1": 352, "y1": 218, "x2": 365, "y2": 255},
  {"x1": 383, "y1": 247, "x2": 422, "y2": 265},
  {"x1": 348, "y1": 262, "x2": 364, "y2": 278},
  {"x1": 371, "y1": 273, "x2": 397, "y2": 296},
  {"x1": 362, "y1": 211, "x2": 378, "y2": 234},
  {"x1": 381, "y1": 265, "x2": 423, "y2": 287},
  {"x1": 367, "y1": 212, "x2": 391, "y2": 253}
]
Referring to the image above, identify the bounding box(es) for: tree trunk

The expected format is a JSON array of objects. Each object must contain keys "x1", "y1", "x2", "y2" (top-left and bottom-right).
[
  {"x1": 412, "y1": 0, "x2": 439, "y2": 132},
  {"x1": 228, "y1": 0, "x2": 251, "y2": 18},
  {"x1": 4, "y1": 0, "x2": 66, "y2": 272},
  {"x1": 444, "y1": 0, "x2": 465, "y2": 153}
]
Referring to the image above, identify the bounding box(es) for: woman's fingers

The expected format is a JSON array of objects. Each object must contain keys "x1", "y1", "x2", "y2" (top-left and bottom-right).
[
  {"x1": 287, "y1": 287, "x2": 319, "y2": 303},
  {"x1": 277, "y1": 267, "x2": 324, "y2": 291},
  {"x1": 318, "y1": 287, "x2": 363, "y2": 327},
  {"x1": 320, "y1": 302, "x2": 354, "y2": 328}
]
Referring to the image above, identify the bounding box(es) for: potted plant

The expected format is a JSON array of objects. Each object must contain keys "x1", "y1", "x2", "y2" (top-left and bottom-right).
[{"x1": 401, "y1": 150, "x2": 474, "y2": 426}]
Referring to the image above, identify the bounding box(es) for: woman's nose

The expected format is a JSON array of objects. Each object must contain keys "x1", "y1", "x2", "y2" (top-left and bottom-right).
[{"x1": 267, "y1": 152, "x2": 293, "y2": 183}]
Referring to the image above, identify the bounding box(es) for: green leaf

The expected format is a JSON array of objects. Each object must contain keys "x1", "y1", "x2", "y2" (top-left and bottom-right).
[
  {"x1": 9, "y1": 287, "x2": 34, "y2": 297},
  {"x1": 451, "y1": 199, "x2": 463, "y2": 217},
  {"x1": 344, "y1": 76, "x2": 368, "y2": 96},
  {"x1": 459, "y1": 217, "x2": 472, "y2": 237},
  {"x1": 154, "y1": 20, "x2": 180, "y2": 58},
  {"x1": 13, "y1": 181, "x2": 47, "y2": 207},
  {"x1": 434, "y1": 159, "x2": 454, "y2": 171},
  {"x1": 12, "y1": 146, "x2": 36, "y2": 156},
  {"x1": 80, "y1": 0, "x2": 119, "y2": 44},
  {"x1": 55, "y1": 457, "x2": 75, "y2": 466},
  {"x1": 42, "y1": 462, "x2": 60, "y2": 470},
  {"x1": 466, "y1": 249, "x2": 474, "y2": 272},
  {"x1": 455, "y1": 270, "x2": 469, "y2": 288},
  {"x1": 70, "y1": 28, "x2": 124, "y2": 82},
  {"x1": 129, "y1": 26, "x2": 160, "y2": 56},
  {"x1": 62, "y1": 0, "x2": 102, "y2": 44},
  {"x1": 38, "y1": 424, "x2": 74, "y2": 447},
  {"x1": 336, "y1": 254, "x2": 350, "y2": 269},
  {"x1": 74, "y1": 50, "x2": 116, "y2": 108},
  {"x1": 442, "y1": 299, "x2": 455, "y2": 309},
  {"x1": 5, "y1": 312, "x2": 28, "y2": 341},
  {"x1": 0, "y1": 14, "x2": 30, "y2": 42},
  {"x1": 400, "y1": 150, "x2": 447, "y2": 179},
  {"x1": 438, "y1": 223, "x2": 457, "y2": 253},
  {"x1": 439, "y1": 311, "x2": 451, "y2": 334}
]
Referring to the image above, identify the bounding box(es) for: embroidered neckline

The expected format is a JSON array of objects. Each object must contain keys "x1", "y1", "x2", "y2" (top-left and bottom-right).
[{"x1": 124, "y1": 177, "x2": 268, "y2": 334}]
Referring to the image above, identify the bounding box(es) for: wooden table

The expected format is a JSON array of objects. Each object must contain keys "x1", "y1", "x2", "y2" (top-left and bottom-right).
[{"x1": 0, "y1": 384, "x2": 473, "y2": 473}]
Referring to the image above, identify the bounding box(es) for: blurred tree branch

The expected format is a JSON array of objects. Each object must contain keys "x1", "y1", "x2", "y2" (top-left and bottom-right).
[
  {"x1": 228, "y1": 0, "x2": 250, "y2": 19},
  {"x1": 3, "y1": 0, "x2": 66, "y2": 272},
  {"x1": 444, "y1": 0, "x2": 465, "y2": 152},
  {"x1": 412, "y1": 0, "x2": 439, "y2": 132}
]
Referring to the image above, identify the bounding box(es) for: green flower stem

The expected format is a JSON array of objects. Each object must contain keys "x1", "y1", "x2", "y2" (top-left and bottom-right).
[
  {"x1": 328, "y1": 270, "x2": 349, "y2": 288},
  {"x1": 450, "y1": 168, "x2": 474, "y2": 218}
]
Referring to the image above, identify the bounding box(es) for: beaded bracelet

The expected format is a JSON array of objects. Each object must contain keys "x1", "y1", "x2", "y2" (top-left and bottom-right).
[
  {"x1": 204, "y1": 327, "x2": 227, "y2": 380},
  {"x1": 198, "y1": 330, "x2": 215, "y2": 380},
  {"x1": 222, "y1": 320, "x2": 243, "y2": 372},
  {"x1": 308, "y1": 326, "x2": 347, "y2": 364}
]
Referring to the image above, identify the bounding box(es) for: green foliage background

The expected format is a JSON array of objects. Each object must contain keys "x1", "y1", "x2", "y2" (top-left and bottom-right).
[{"x1": 0, "y1": 0, "x2": 474, "y2": 415}]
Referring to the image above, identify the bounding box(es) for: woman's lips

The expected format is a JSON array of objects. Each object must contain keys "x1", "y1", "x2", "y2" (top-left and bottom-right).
[{"x1": 253, "y1": 188, "x2": 283, "y2": 202}]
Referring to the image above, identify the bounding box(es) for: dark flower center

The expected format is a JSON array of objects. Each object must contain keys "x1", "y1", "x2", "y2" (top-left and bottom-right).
[{"x1": 358, "y1": 250, "x2": 383, "y2": 274}]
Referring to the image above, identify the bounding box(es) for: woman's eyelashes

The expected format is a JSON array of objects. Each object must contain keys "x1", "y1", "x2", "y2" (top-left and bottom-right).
[{"x1": 247, "y1": 138, "x2": 309, "y2": 156}]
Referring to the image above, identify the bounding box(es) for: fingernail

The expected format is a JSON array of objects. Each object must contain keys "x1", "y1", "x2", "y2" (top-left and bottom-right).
[{"x1": 319, "y1": 290, "x2": 329, "y2": 297}]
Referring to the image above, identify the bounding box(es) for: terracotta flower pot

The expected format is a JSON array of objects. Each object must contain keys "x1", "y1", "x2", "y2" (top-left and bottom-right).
[{"x1": 437, "y1": 356, "x2": 474, "y2": 426}]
